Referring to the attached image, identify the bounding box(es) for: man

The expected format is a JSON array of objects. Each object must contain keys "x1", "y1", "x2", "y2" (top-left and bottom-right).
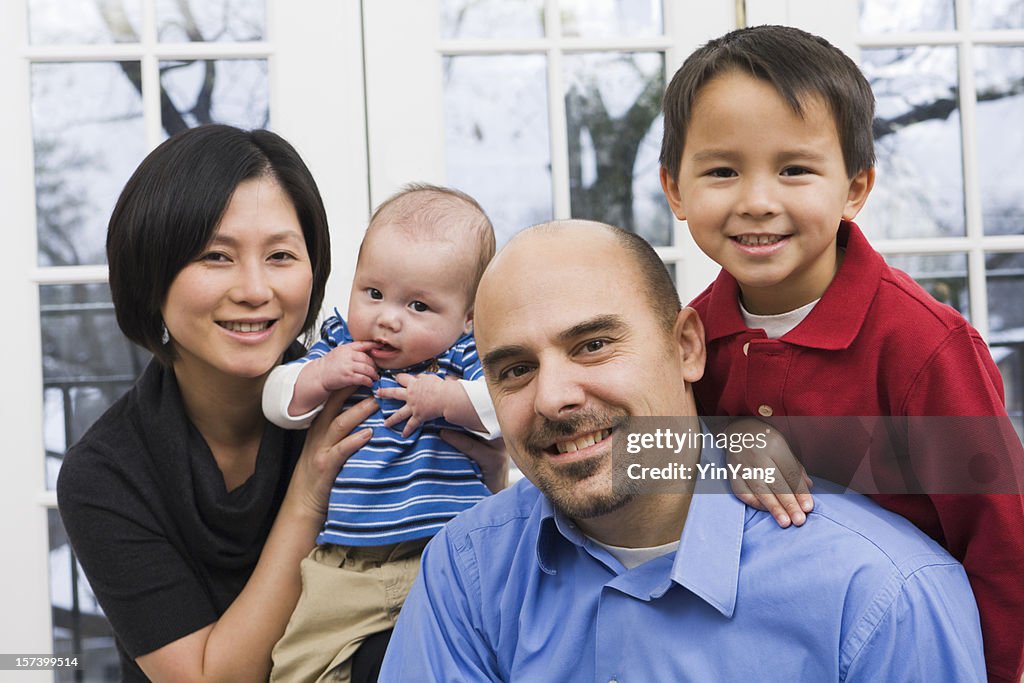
[{"x1": 379, "y1": 220, "x2": 985, "y2": 681}]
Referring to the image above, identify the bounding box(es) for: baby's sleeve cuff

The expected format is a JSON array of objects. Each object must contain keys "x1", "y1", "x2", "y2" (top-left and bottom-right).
[
  {"x1": 459, "y1": 378, "x2": 501, "y2": 439},
  {"x1": 262, "y1": 362, "x2": 325, "y2": 430}
]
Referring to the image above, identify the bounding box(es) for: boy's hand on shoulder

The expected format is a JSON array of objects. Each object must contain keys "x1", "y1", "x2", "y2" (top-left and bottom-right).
[
  {"x1": 379, "y1": 373, "x2": 452, "y2": 437},
  {"x1": 725, "y1": 417, "x2": 814, "y2": 528},
  {"x1": 317, "y1": 341, "x2": 380, "y2": 392}
]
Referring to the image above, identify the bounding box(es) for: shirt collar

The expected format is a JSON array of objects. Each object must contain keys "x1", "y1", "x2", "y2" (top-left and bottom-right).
[
  {"x1": 533, "y1": 438, "x2": 745, "y2": 617},
  {"x1": 671, "y1": 446, "x2": 744, "y2": 618},
  {"x1": 536, "y1": 496, "x2": 579, "y2": 575},
  {"x1": 702, "y1": 221, "x2": 884, "y2": 350}
]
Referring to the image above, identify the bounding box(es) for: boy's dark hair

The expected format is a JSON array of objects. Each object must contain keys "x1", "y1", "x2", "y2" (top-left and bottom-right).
[
  {"x1": 362, "y1": 183, "x2": 496, "y2": 304},
  {"x1": 107, "y1": 124, "x2": 331, "y2": 365},
  {"x1": 659, "y1": 25, "x2": 875, "y2": 181}
]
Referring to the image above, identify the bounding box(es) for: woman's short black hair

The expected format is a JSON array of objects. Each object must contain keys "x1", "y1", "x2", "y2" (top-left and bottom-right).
[{"x1": 106, "y1": 124, "x2": 331, "y2": 365}]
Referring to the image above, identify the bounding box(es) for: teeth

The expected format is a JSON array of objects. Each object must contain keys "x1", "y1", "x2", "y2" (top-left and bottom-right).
[
  {"x1": 556, "y1": 429, "x2": 609, "y2": 454},
  {"x1": 735, "y1": 234, "x2": 785, "y2": 247},
  {"x1": 222, "y1": 321, "x2": 271, "y2": 333}
]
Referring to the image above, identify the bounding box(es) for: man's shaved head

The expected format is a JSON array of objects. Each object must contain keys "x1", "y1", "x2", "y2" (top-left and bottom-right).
[{"x1": 481, "y1": 220, "x2": 680, "y2": 332}]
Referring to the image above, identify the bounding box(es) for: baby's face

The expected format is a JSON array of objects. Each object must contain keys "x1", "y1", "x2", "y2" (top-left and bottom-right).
[{"x1": 348, "y1": 228, "x2": 474, "y2": 370}]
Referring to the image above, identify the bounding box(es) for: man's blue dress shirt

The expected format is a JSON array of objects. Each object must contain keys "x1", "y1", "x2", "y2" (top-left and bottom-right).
[{"x1": 380, "y1": 445, "x2": 985, "y2": 682}]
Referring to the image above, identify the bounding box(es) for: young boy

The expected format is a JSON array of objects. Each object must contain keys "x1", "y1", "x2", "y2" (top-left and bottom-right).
[
  {"x1": 262, "y1": 184, "x2": 502, "y2": 682},
  {"x1": 659, "y1": 25, "x2": 1024, "y2": 683}
]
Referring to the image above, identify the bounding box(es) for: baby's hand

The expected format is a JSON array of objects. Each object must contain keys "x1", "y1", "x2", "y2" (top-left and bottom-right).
[
  {"x1": 315, "y1": 341, "x2": 380, "y2": 392},
  {"x1": 726, "y1": 418, "x2": 814, "y2": 528},
  {"x1": 378, "y1": 373, "x2": 452, "y2": 437}
]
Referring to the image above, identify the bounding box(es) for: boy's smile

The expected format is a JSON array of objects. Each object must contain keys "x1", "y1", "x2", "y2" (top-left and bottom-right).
[{"x1": 661, "y1": 69, "x2": 874, "y2": 315}]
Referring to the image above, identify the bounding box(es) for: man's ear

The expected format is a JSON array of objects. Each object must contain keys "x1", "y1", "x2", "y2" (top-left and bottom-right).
[
  {"x1": 674, "y1": 306, "x2": 705, "y2": 384},
  {"x1": 660, "y1": 166, "x2": 686, "y2": 221},
  {"x1": 842, "y1": 167, "x2": 875, "y2": 221}
]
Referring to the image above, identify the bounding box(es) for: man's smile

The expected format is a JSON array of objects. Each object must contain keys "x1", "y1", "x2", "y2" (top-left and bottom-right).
[{"x1": 552, "y1": 428, "x2": 612, "y2": 455}]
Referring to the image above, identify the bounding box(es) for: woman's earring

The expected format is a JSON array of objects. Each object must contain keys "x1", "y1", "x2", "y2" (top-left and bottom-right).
[{"x1": 161, "y1": 323, "x2": 170, "y2": 345}]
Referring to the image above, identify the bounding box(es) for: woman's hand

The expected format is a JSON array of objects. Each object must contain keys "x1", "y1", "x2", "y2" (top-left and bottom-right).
[
  {"x1": 137, "y1": 390, "x2": 378, "y2": 683},
  {"x1": 289, "y1": 388, "x2": 377, "y2": 521},
  {"x1": 442, "y1": 430, "x2": 509, "y2": 494}
]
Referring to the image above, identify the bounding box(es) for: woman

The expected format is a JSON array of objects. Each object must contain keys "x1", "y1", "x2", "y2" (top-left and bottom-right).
[{"x1": 59, "y1": 125, "x2": 388, "y2": 682}]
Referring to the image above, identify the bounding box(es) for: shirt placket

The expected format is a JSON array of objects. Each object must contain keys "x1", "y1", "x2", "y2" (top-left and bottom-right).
[
  {"x1": 593, "y1": 586, "x2": 625, "y2": 683},
  {"x1": 742, "y1": 339, "x2": 791, "y2": 418}
]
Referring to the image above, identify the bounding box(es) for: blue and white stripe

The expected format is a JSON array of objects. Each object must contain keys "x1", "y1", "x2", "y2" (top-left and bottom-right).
[{"x1": 299, "y1": 312, "x2": 490, "y2": 547}]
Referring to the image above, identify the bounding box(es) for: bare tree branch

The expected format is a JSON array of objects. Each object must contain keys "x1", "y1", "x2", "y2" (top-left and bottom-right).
[
  {"x1": 566, "y1": 68, "x2": 663, "y2": 232},
  {"x1": 874, "y1": 75, "x2": 1024, "y2": 140}
]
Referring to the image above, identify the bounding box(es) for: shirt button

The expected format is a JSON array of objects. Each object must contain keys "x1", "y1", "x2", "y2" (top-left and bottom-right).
[
  {"x1": 758, "y1": 404, "x2": 773, "y2": 417},
  {"x1": 742, "y1": 342, "x2": 750, "y2": 356}
]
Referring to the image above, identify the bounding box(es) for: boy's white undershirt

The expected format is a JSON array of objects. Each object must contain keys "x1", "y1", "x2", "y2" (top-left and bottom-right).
[{"x1": 739, "y1": 297, "x2": 820, "y2": 339}]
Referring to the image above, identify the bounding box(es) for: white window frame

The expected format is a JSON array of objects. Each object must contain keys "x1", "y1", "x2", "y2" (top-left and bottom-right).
[
  {"x1": 0, "y1": 0, "x2": 369, "y2": 670},
  {"x1": 748, "y1": 0, "x2": 1024, "y2": 345},
  {"x1": 362, "y1": 0, "x2": 737, "y2": 304}
]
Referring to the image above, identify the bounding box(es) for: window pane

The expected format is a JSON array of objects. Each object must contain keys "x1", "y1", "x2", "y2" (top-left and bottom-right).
[
  {"x1": 156, "y1": 0, "x2": 265, "y2": 42},
  {"x1": 444, "y1": 55, "x2": 552, "y2": 245},
  {"x1": 560, "y1": 0, "x2": 663, "y2": 38},
  {"x1": 159, "y1": 59, "x2": 270, "y2": 135},
  {"x1": 42, "y1": 284, "x2": 150, "y2": 490},
  {"x1": 441, "y1": 0, "x2": 545, "y2": 39},
  {"x1": 49, "y1": 509, "x2": 120, "y2": 682},
  {"x1": 987, "y1": 252, "x2": 1024, "y2": 426},
  {"x1": 973, "y1": 0, "x2": 1024, "y2": 29},
  {"x1": 859, "y1": 0, "x2": 955, "y2": 32},
  {"x1": 858, "y1": 46, "x2": 964, "y2": 240},
  {"x1": 32, "y1": 62, "x2": 146, "y2": 267},
  {"x1": 975, "y1": 46, "x2": 1024, "y2": 236},
  {"x1": 564, "y1": 52, "x2": 669, "y2": 245},
  {"x1": 884, "y1": 252, "x2": 970, "y2": 318},
  {"x1": 29, "y1": 0, "x2": 142, "y2": 45}
]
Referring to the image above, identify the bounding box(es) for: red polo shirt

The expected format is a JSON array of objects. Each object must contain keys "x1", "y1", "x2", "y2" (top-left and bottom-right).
[{"x1": 691, "y1": 221, "x2": 1024, "y2": 683}]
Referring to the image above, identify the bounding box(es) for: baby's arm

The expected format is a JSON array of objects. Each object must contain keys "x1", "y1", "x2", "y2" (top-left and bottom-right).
[
  {"x1": 379, "y1": 374, "x2": 485, "y2": 436},
  {"x1": 290, "y1": 341, "x2": 379, "y2": 415},
  {"x1": 263, "y1": 341, "x2": 378, "y2": 429},
  {"x1": 723, "y1": 417, "x2": 814, "y2": 527},
  {"x1": 378, "y1": 376, "x2": 507, "y2": 493}
]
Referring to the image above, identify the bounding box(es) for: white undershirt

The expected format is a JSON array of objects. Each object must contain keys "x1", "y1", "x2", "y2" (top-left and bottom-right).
[
  {"x1": 739, "y1": 298, "x2": 820, "y2": 339},
  {"x1": 588, "y1": 537, "x2": 681, "y2": 570}
]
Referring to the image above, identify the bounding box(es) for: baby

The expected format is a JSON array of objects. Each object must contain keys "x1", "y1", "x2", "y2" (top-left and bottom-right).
[{"x1": 263, "y1": 183, "x2": 499, "y2": 683}]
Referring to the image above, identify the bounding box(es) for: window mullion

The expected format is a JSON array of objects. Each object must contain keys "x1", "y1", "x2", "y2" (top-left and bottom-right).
[
  {"x1": 955, "y1": 0, "x2": 990, "y2": 337},
  {"x1": 140, "y1": 0, "x2": 162, "y2": 152},
  {"x1": 545, "y1": 0, "x2": 571, "y2": 220}
]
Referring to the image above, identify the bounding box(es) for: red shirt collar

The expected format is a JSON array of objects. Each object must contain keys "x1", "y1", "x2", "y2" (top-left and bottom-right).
[{"x1": 701, "y1": 221, "x2": 884, "y2": 350}]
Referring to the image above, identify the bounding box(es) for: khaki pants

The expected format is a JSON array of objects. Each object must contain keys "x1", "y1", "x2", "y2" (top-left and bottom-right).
[{"x1": 270, "y1": 539, "x2": 427, "y2": 683}]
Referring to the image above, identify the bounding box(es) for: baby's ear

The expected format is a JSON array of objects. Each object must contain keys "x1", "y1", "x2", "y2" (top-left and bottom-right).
[{"x1": 463, "y1": 307, "x2": 474, "y2": 334}]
